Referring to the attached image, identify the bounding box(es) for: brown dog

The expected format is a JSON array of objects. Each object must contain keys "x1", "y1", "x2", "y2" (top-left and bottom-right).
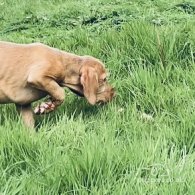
[{"x1": 0, "y1": 41, "x2": 115, "y2": 128}]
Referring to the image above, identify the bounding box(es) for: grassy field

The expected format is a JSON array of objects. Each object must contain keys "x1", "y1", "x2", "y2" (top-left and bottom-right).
[{"x1": 0, "y1": 0, "x2": 195, "y2": 194}]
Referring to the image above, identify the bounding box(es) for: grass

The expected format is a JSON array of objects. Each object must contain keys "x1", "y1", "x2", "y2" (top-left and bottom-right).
[{"x1": 0, "y1": 0, "x2": 195, "y2": 194}]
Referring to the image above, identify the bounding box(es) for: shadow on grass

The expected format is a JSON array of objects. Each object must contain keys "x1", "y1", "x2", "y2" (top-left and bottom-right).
[
  {"x1": 0, "y1": 92, "x2": 113, "y2": 131},
  {"x1": 35, "y1": 96, "x2": 106, "y2": 130},
  {"x1": 0, "y1": 104, "x2": 18, "y2": 126}
]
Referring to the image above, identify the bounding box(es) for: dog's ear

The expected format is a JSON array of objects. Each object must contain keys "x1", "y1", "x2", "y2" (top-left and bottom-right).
[{"x1": 80, "y1": 67, "x2": 98, "y2": 105}]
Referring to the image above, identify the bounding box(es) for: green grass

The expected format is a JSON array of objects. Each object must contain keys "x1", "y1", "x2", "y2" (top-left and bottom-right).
[{"x1": 0, "y1": 0, "x2": 195, "y2": 194}]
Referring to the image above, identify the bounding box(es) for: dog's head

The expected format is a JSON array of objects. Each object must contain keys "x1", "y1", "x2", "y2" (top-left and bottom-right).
[
  {"x1": 80, "y1": 56, "x2": 115, "y2": 105},
  {"x1": 64, "y1": 56, "x2": 115, "y2": 105}
]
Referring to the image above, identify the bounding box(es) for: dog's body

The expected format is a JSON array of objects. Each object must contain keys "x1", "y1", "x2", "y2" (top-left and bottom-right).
[
  {"x1": 0, "y1": 41, "x2": 114, "y2": 128},
  {"x1": 0, "y1": 41, "x2": 80, "y2": 105}
]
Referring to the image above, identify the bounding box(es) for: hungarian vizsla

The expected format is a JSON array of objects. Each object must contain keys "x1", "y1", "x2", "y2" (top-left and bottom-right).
[{"x1": 0, "y1": 41, "x2": 115, "y2": 129}]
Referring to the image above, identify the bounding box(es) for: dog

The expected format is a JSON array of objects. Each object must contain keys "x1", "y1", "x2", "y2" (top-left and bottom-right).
[{"x1": 0, "y1": 41, "x2": 115, "y2": 129}]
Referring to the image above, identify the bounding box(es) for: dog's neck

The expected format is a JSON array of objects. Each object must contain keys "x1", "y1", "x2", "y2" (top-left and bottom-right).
[
  {"x1": 60, "y1": 51, "x2": 83, "y2": 85},
  {"x1": 60, "y1": 51, "x2": 83, "y2": 75}
]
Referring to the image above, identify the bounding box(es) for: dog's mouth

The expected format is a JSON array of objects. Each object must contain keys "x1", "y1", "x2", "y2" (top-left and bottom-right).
[{"x1": 96, "y1": 84, "x2": 115, "y2": 102}]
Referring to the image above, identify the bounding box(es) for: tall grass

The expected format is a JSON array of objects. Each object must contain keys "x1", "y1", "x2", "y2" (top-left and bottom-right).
[{"x1": 0, "y1": 0, "x2": 195, "y2": 194}]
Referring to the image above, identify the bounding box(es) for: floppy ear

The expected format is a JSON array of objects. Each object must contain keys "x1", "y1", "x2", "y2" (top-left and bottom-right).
[{"x1": 80, "y1": 67, "x2": 98, "y2": 105}]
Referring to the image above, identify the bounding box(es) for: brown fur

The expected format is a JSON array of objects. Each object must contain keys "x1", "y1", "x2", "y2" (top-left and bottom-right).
[{"x1": 0, "y1": 41, "x2": 115, "y2": 129}]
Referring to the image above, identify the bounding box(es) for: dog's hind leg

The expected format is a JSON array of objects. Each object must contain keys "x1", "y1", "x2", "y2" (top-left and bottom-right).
[{"x1": 15, "y1": 104, "x2": 35, "y2": 129}]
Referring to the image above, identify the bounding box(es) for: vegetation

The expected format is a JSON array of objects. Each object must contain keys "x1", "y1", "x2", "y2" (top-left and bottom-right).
[{"x1": 0, "y1": 0, "x2": 195, "y2": 194}]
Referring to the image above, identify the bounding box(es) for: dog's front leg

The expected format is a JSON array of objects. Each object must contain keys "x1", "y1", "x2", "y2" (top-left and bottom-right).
[
  {"x1": 15, "y1": 104, "x2": 35, "y2": 128},
  {"x1": 28, "y1": 77, "x2": 65, "y2": 114}
]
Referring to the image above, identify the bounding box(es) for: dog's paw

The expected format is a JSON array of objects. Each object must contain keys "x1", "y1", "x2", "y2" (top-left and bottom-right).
[{"x1": 34, "y1": 101, "x2": 56, "y2": 115}]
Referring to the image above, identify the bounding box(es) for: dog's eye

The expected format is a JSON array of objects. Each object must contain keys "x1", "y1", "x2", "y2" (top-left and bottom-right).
[{"x1": 103, "y1": 78, "x2": 107, "y2": 82}]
